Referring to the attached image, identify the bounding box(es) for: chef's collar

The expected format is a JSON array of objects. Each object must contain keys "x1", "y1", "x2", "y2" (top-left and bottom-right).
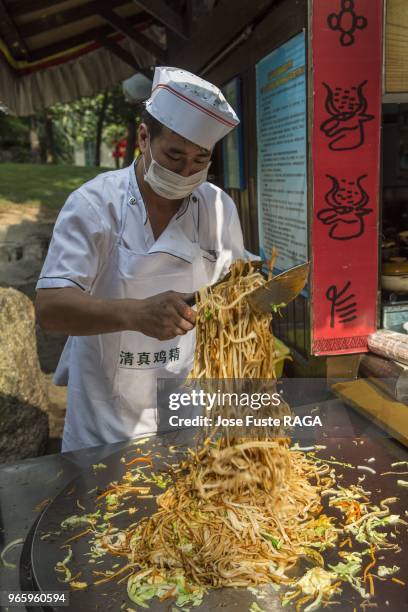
[{"x1": 129, "y1": 160, "x2": 148, "y2": 225}]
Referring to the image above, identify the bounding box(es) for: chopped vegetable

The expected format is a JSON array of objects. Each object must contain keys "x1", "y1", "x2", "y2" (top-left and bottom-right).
[
  {"x1": 204, "y1": 308, "x2": 213, "y2": 321},
  {"x1": 0, "y1": 538, "x2": 24, "y2": 569},
  {"x1": 270, "y1": 302, "x2": 286, "y2": 315},
  {"x1": 125, "y1": 456, "x2": 152, "y2": 467},
  {"x1": 63, "y1": 527, "x2": 92, "y2": 545},
  {"x1": 287, "y1": 567, "x2": 335, "y2": 612},
  {"x1": 377, "y1": 565, "x2": 400, "y2": 577},
  {"x1": 329, "y1": 553, "x2": 369, "y2": 598},
  {"x1": 133, "y1": 437, "x2": 150, "y2": 446},
  {"x1": 61, "y1": 511, "x2": 101, "y2": 530},
  {"x1": 55, "y1": 546, "x2": 73, "y2": 583},
  {"x1": 127, "y1": 571, "x2": 205, "y2": 609},
  {"x1": 70, "y1": 581, "x2": 88, "y2": 589},
  {"x1": 260, "y1": 532, "x2": 281, "y2": 548},
  {"x1": 357, "y1": 465, "x2": 376, "y2": 474}
]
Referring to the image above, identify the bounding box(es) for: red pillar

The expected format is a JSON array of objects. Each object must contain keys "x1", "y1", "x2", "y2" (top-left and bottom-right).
[{"x1": 311, "y1": 0, "x2": 384, "y2": 355}]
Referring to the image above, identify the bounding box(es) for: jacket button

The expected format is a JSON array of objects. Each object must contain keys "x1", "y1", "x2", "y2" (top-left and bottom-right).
[
  {"x1": 129, "y1": 196, "x2": 137, "y2": 205},
  {"x1": 192, "y1": 196, "x2": 198, "y2": 203}
]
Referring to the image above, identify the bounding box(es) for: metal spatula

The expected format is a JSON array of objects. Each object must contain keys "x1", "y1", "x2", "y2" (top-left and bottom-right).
[
  {"x1": 246, "y1": 262, "x2": 310, "y2": 314},
  {"x1": 185, "y1": 262, "x2": 310, "y2": 313}
]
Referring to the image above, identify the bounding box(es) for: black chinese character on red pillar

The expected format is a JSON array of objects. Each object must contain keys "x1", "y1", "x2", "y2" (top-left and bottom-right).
[
  {"x1": 317, "y1": 174, "x2": 372, "y2": 240},
  {"x1": 320, "y1": 81, "x2": 374, "y2": 151},
  {"x1": 326, "y1": 282, "x2": 358, "y2": 328},
  {"x1": 328, "y1": 0, "x2": 368, "y2": 47}
]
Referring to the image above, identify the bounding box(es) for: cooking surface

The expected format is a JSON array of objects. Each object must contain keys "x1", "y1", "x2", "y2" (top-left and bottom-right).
[
  {"x1": 1, "y1": 390, "x2": 408, "y2": 611},
  {"x1": 0, "y1": 440, "x2": 138, "y2": 610},
  {"x1": 32, "y1": 420, "x2": 408, "y2": 610}
]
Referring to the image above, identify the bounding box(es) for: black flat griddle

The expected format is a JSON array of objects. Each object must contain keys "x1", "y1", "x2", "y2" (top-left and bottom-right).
[{"x1": 26, "y1": 430, "x2": 408, "y2": 611}]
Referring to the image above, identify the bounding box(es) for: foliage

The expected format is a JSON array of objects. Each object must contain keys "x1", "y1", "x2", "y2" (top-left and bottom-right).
[
  {"x1": 0, "y1": 84, "x2": 140, "y2": 166},
  {"x1": 51, "y1": 85, "x2": 139, "y2": 149},
  {"x1": 51, "y1": 95, "x2": 106, "y2": 146},
  {"x1": 0, "y1": 113, "x2": 30, "y2": 144},
  {"x1": 0, "y1": 113, "x2": 31, "y2": 162}
]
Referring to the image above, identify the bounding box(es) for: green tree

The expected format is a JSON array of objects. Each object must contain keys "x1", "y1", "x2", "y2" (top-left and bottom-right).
[
  {"x1": 0, "y1": 85, "x2": 142, "y2": 166},
  {"x1": 0, "y1": 113, "x2": 31, "y2": 161},
  {"x1": 103, "y1": 85, "x2": 141, "y2": 167},
  {"x1": 51, "y1": 86, "x2": 140, "y2": 167},
  {"x1": 51, "y1": 93, "x2": 109, "y2": 164}
]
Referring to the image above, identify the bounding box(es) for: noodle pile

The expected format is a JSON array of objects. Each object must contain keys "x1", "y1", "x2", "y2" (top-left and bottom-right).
[{"x1": 126, "y1": 438, "x2": 336, "y2": 589}]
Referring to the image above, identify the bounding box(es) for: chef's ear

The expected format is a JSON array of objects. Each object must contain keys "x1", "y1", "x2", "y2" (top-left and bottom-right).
[{"x1": 137, "y1": 122, "x2": 149, "y2": 154}]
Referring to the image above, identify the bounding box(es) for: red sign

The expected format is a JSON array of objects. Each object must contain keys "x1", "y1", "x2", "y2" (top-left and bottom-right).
[{"x1": 311, "y1": 0, "x2": 383, "y2": 355}]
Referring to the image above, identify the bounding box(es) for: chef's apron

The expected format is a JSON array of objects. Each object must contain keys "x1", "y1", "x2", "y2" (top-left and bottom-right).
[{"x1": 60, "y1": 164, "x2": 213, "y2": 452}]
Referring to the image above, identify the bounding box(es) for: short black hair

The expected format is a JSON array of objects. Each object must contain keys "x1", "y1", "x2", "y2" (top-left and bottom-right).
[{"x1": 140, "y1": 108, "x2": 164, "y2": 141}]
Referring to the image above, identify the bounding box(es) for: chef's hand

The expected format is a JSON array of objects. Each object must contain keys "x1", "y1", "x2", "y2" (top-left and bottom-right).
[
  {"x1": 35, "y1": 288, "x2": 195, "y2": 338},
  {"x1": 124, "y1": 291, "x2": 196, "y2": 340}
]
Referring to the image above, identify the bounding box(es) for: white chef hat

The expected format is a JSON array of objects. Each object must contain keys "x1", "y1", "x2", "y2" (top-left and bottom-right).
[{"x1": 144, "y1": 66, "x2": 239, "y2": 150}]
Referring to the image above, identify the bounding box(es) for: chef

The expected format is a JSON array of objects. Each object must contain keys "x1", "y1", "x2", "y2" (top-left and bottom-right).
[{"x1": 35, "y1": 66, "x2": 248, "y2": 452}]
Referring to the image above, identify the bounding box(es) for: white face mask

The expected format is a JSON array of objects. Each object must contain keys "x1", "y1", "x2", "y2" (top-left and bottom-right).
[{"x1": 143, "y1": 140, "x2": 210, "y2": 200}]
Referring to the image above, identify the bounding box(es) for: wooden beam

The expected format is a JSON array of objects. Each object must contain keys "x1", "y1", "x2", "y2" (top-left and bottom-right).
[
  {"x1": 184, "y1": 0, "x2": 193, "y2": 39},
  {"x1": 170, "y1": 0, "x2": 275, "y2": 73},
  {"x1": 27, "y1": 15, "x2": 151, "y2": 61},
  {"x1": 17, "y1": 0, "x2": 128, "y2": 39},
  {"x1": 99, "y1": 5, "x2": 166, "y2": 62},
  {"x1": 9, "y1": 0, "x2": 72, "y2": 18},
  {"x1": 206, "y1": 0, "x2": 306, "y2": 85},
  {"x1": 0, "y1": 0, "x2": 30, "y2": 59},
  {"x1": 132, "y1": 0, "x2": 188, "y2": 39},
  {"x1": 27, "y1": 15, "x2": 152, "y2": 62},
  {"x1": 94, "y1": 31, "x2": 152, "y2": 78}
]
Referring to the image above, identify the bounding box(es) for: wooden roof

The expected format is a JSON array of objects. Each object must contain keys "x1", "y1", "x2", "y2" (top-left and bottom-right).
[
  {"x1": 0, "y1": 0, "x2": 187, "y2": 76},
  {"x1": 0, "y1": 0, "x2": 276, "y2": 114}
]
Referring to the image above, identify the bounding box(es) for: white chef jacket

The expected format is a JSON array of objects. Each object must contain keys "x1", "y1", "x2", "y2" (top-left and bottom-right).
[{"x1": 36, "y1": 162, "x2": 247, "y2": 451}]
